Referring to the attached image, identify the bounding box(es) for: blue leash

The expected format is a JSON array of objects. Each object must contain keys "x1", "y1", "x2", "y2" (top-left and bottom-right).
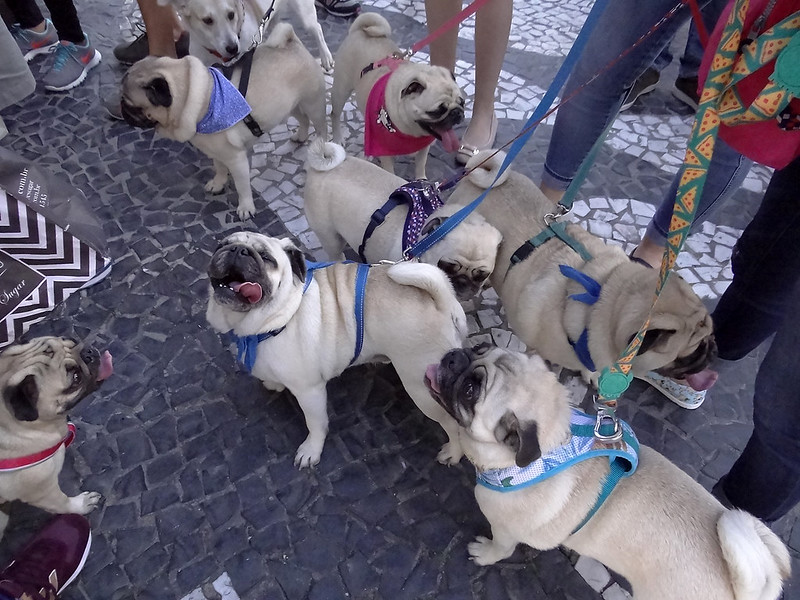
[{"x1": 404, "y1": 0, "x2": 610, "y2": 261}]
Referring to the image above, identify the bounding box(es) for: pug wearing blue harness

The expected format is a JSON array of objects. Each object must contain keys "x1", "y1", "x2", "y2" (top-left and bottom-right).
[
  {"x1": 425, "y1": 344, "x2": 790, "y2": 600},
  {"x1": 205, "y1": 231, "x2": 468, "y2": 468}
]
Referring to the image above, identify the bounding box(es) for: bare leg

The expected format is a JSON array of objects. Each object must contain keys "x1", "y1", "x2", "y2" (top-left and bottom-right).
[
  {"x1": 631, "y1": 234, "x2": 666, "y2": 268},
  {"x1": 139, "y1": 0, "x2": 182, "y2": 57},
  {"x1": 425, "y1": 0, "x2": 461, "y2": 71}
]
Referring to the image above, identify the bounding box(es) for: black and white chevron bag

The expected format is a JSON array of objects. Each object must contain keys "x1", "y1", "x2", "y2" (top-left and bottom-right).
[{"x1": 0, "y1": 148, "x2": 112, "y2": 349}]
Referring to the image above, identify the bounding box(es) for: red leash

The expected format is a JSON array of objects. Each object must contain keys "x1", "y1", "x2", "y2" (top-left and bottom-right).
[
  {"x1": 685, "y1": 0, "x2": 710, "y2": 46},
  {"x1": 407, "y1": 0, "x2": 496, "y2": 57}
]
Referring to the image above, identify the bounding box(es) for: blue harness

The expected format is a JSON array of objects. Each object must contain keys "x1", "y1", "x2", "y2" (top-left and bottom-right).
[
  {"x1": 358, "y1": 180, "x2": 444, "y2": 263},
  {"x1": 234, "y1": 261, "x2": 370, "y2": 373},
  {"x1": 477, "y1": 409, "x2": 639, "y2": 533},
  {"x1": 559, "y1": 264, "x2": 601, "y2": 372}
]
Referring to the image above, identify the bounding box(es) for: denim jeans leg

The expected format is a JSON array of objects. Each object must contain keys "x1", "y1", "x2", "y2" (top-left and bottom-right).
[
  {"x1": 644, "y1": 137, "x2": 752, "y2": 245},
  {"x1": 721, "y1": 281, "x2": 800, "y2": 522},
  {"x1": 677, "y1": 0, "x2": 727, "y2": 78},
  {"x1": 711, "y1": 155, "x2": 800, "y2": 360},
  {"x1": 542, "y1": 0, "x2": 701, "y2": 190}
]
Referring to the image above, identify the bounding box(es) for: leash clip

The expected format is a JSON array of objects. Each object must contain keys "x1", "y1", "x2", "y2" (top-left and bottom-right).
[
  {"x1": 393, "y1": 48, "x2": 413, "y2": 60},
  {"x1": 543, "y1": 202, "x2": 571, "y2": 225},
  {"x1": 592, "y1": 398, "x2": 623, "y2": 443}
]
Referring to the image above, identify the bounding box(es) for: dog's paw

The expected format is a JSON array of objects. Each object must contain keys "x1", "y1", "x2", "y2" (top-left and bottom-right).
[
  {"x1": 294, "y1": 439, "x2": 323, "y2": 469},
  {"x1": 236, "y1": 202, "x2": 256, "y2": 221},
  {"x1": 75, "y1": 491, "x2": 104, "y2": 514},
  {"x1": 290, "y1": 128, "x2": 310, "y2": 143},
  {"x1": 437, "y1": 441, "x2": 464, "y2": 465},
  {"x1": 468, "y1": 536, "x2": 503, "y2": 566},
  {"x1": 204, "y1": 178, "x2": 227, "y2": 195},
  {"x1": 321, "y1": 57, "x2": 334, "y2": 73}
]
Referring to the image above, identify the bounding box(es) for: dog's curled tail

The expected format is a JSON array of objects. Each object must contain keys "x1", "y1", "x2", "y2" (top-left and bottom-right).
[
  {"x1": 463, "y1": 149, "x2": 511, "y2": 189},
  {"x1": 717, "y1": 509, "x2": 791, "y2": 600},
  {"x1": 349, "y1": 12, "x2": 392, "y2": 38},
  {"x1": 306, "y1": 139, "x2": 347, "y2": 172},
  {"x1": 387, "y1": 262, "x2": 468, "y2": 339},
  {"x1": 265, "y1": 22, "x2": 298, "y2": 48}
]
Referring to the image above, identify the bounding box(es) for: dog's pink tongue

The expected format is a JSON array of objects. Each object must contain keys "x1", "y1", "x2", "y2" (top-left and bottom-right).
[
  {"x1": 425, "y1": 364, "x2": 441, "y2": 392},
  {"x1": 440, "y1": 129, "x2": 460, "y2": 153},
  {"x1": 230, "y1": 281, "x2": 263, "y2": 303},
  {"x1": 685, "y1": 368, "x2": 718, "y2": 391},
  {"x1": 97, "y1": 351, "x2": 113, "y2": 381}
]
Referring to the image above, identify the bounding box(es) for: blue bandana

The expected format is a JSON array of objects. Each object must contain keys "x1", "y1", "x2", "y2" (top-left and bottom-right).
[{"x1": 196, "y1": 67, "x2": 253, "y2": 134}]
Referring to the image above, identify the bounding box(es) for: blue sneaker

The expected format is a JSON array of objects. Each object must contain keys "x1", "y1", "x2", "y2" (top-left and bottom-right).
[
  {"x1": 9, "y1": 18, "x2": 59, "y2": 62},
  {"x1": 42, "y1": 37, "x2": 102, "y2": 92}
]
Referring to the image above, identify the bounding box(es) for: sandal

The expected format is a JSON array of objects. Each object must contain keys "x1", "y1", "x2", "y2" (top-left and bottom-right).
[
  {"x1": 635, "y1": 371, "x2": 706, "y2": 409},
  {"x1": 455, "y1": 113, "x2": 498, "y2": 166}
]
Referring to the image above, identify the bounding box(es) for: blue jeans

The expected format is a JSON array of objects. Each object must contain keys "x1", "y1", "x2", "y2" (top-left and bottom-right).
[
  {"x1": 715, "y1": 155, "x2": 800, "y2": 522},
  {"x1": 653, "y1": 0, "x2": 726, "y2": 78}
]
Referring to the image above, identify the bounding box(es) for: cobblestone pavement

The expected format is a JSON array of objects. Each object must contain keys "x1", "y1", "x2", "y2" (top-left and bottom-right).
[{"x1": 1, "y1": 0, "x2": 798, "y2": 598}]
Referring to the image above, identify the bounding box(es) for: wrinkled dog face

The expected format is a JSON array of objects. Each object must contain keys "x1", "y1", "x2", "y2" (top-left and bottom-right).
[
  {"x1": 207, "y1": 232, "x2": 307, "y2": 312},
  {"x1": 120, "y1": 56, "x2": 175, "y2": 130},
  {"x1": 425, "y1": 345, "x2": 569, "y2": 468},
  {"x1": 0, "y1": 337, "x2": 113, "y2": 423},
  {"x1": 389, "y1": 64, "x2": 465, "y2": 146}
]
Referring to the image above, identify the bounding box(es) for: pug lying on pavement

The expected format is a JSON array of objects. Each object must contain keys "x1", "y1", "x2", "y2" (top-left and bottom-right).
[
  {"x1": 0, "y1": 337, "x2": 113, "y2": 538},
  {"x1": 120, "y1": 23, "x2": 327, "y2": 220},
  {"x1": 304, "y1": 139, "x2": 502, "y2": 301},
  {"x1": 450, "y1": 150, "x2": 718, "y2": 388},
  {"x1": 330, "y1": 12, "x2": 464, "y2": 180},
  {"x1": 205, "y1": 231, "x2": 468, "y2": 467},
  {"x1": 426, "y1": 344, "x2": 791, "y2": 600}
]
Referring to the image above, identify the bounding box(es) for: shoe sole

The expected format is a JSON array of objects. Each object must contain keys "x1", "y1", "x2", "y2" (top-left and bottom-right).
[
  {"x1": 671, "y1": 87, "x2": 699, "y2": 112},
  {"x1": 620, "y1": 81, "x2": 659, "y2": 112},
  {"x1": 44, "y1": 50, "x2": 102, "y2": 92},
  {"x1": 634, "y1": 374, "x2": 704, "y2": 409},
  {"x1": 315, "y1": 2, "x2": 361, "y2": 17},
  {"x1": 23, "y1": 41, "x2": 59, "y2": 62},
  {"x1": 57, "y1": 531, "x2": 91, "y2": 593}
]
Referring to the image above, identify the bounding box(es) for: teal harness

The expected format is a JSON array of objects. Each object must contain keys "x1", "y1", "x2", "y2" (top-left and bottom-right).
[{"x1": 476, "y1": 409, "x2": 639, "y2": 533}]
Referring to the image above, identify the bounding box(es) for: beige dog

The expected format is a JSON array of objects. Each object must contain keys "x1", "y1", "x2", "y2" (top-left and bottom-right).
[
  {"x1": 425, "y1": 344, "x2": 791, "y2": 600},
  {"x1": 330, "y1": 12, "x2": 464, "y2": 180},
  {"x1": 0, "y1": 337, "x2": 113, "y2": 538},
  {"x1": 121, "y1": 23, "x2": 327, "y2": 220},
  {"x1": 304, "y1": 139, "x2": 502, "y2": 300},
  {"x1": 205, "y1": 231, "x2": 468, "y2": 467},
  {"x1": 158, "y1": 0, "x2": 334, "y2": 70},
  {"x1": 449, "y1": 150, "x2": 717, "y2": 387}
]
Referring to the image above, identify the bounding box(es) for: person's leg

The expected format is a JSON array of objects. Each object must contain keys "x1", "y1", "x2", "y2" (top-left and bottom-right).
[
  {"x1": 4, "y1": 0, "x2": 45, "y2": 29},
  {"x1": 462, "y1": 0, "x2": 512, "y2": 150},
  {"x1": 40, "y1": 0, "x2": 85, "y2": 44},
  {"x1": 425, "y1": 0, "x2": 461, "y2": 72},
  {"x1": 711, "y1": 155, "x2": 800, "y2": 361},
  {"x1": 139, "y1": 0, "x2": 182, "y2": 58},
  {"x1": 634, "y1": 137, "x2": 752, "y2": 267},
  {"x1": 540, "y1": 0, "x2": 696, "y2": 203},
  {"x1": 677, "y1": 0, "x2": 727, "y2": 79}
]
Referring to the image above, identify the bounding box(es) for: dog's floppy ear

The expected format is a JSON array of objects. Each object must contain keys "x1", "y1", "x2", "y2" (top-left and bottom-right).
[
  {"x1": 421, "y1": 216, "x2": 445, "y2": 237},
  {"x1": 636, "y1": 328, "x2": 678, "y2": 355},
  {"x1": 4, "y1": 374, "x2": 40, "y2": 422},
  {"x1": 144, "y1": 76, "x2": 173, "y2": 108},
  {"x1": 282, "y1": 243, "x2": 307, "y2": 283},
  {"x1": 495, "y1": 411, "x2": 541, "y2": 467},
  {"x1": 401, "y1": 80, "x2": 425, "y2": 97}
]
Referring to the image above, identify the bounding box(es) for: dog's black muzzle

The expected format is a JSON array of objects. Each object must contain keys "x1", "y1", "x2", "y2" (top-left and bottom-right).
[
  {"x1": 121, "y1": 100, "x2": 157, "y2": 129},
  {"x1": 656, "y1": 335, "x2": 718, "y2": 379}
]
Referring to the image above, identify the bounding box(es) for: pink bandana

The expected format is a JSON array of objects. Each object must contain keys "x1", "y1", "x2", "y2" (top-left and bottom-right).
[{"x1": 364, "y1": 70, "x2": 435, "y2": 157}]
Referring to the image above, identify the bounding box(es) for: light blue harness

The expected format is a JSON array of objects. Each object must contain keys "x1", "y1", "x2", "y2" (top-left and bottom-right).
[
  {"x1": 476, "y1": 409, "x2": 639, "y2": 533},
  {"x1": 234, "y1": 261, "x2": 370, "y2": 372}
]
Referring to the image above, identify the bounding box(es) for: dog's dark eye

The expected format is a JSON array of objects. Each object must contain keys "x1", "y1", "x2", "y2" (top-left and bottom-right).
[
  {"x1": 402, "y1": 81, "x2": 425, "y2": 97},
  {"x1": 227, "y1": 11, "x2": 235, "y2": 20},
  {"x1": 472, "y1": 342, "x2": 491, "y2": 355},
  {"x1": 473, "y1": 269, "x2": 489, "y2": 281},
  {"x1": 202, "y1": 17, "x2": 214, "y2": 25},
  {"x1": 66, "y1": 366, "x2": 83, "y2": 390}
]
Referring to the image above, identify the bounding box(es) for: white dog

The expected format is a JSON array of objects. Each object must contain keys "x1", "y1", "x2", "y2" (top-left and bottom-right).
[{"x1": 159, "y1": 0, "x2": 334, "y2": 70}]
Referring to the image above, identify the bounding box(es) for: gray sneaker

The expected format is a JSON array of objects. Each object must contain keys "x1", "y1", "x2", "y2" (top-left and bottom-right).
[
  {"x1": 9, "y1": 18, "x2": 59, "y2": 61},
  {"x1": 42, "y1": 37, "x2": 102, "y2": 92},
  {"x1": 620, "y1": 66, "x2": 660, "y2": 112},
  {"x1": 315, "y1": 0, "x2": 361, "y2": 17}
]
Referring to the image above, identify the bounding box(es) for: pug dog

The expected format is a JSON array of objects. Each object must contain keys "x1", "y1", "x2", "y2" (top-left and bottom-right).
[
  {"x1": 448, "y1": 150, "x2": 718, "y2": 388},
  {"x1": 330, "y1": 12, "x2": 464, "y2": 180},
  {"x1": 426, "y1": 344, "x2": 791, "y2": 599},
  {"x1": 120, "y1": 23, "x2": 327, "y2": 220},
  {"x1": 158, "y1": 0, "x2": 334, "y2": 70},
  {"x1": 304, "y1": 139, "x2": 502, "y2": 300},
  {"x1": 205, "y1": 231, "x2": 468, "y2": 468},
  {"x1": 0, "y1": 337, "x2": 113, "y2": 538}
]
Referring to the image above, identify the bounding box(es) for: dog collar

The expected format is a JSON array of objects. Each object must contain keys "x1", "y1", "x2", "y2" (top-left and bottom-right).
[
  {"x1": 364, "y1": 70, "x2": 434, "y2": 157},
  {"x1": 196, "y1": 67, "x2": 253, "y2": 135},
  {"x1": 0, "y1": 422, "x2": 76, "y2": 472},
  {"x1": 560, "y1": 264, "x2": 601, "y2": 372},
  {"x1": 231, "y1": 262, "x2": 370, "y2": 373},
  {"x1": 476, "y1": 409, "x2": 638, "y2": 533},
  {"x1": 358, "y1": 180, "x2": 444, "y2": 262}
]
